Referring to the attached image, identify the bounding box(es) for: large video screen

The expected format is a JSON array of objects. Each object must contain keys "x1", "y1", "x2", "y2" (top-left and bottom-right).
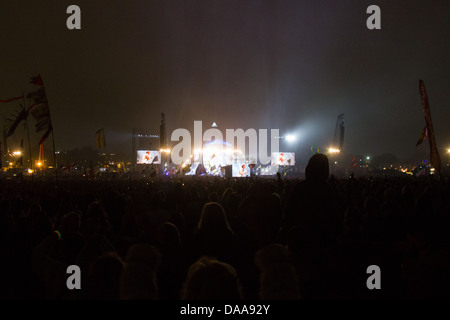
[
  {"x1": 232, "y1": 162, "x2": 250, "y2": 177},
  {"x1": 271, "y1": 152, "x2": 295, "y2": 166},
  {"x1": 137, "y1": 150, "x2": 161, "y2": 164}
]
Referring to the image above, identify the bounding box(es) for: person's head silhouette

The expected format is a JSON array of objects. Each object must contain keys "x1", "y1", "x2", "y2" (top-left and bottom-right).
[{"x1": 305, "y1": 153, "x2": 329, "y2": 182}]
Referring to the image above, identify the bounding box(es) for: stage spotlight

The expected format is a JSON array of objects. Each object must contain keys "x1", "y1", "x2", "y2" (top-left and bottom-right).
[
  {"x1": 328, "y1": 147, "x2": 340, "y2": 154},
  {"x1": 285, "y1": 134, "x2": 296, "y2": 142}
]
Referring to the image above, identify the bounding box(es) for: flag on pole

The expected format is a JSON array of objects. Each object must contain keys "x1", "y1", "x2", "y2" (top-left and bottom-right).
[
  {"x1": 6, "y1": 108, "x2": 28, "y2": 138},
  {"x1": 419, "y1": 80, "x2": 441, "y2": 172},
  {"x1": 160, "y1": 113, "x2": 166, "y2": 148},
  {"x1": 38, "y1": 128, "x2": 52, "y2": 146},
  {"x1": 415, "y1": 126, "x2": 428, "y2": 147},
  {"x1": 95, "y1": 128, "x2": 106, "y2": 149},
  {"x1": 27, "y1": 74, "x2": 52, "y2": 145}
]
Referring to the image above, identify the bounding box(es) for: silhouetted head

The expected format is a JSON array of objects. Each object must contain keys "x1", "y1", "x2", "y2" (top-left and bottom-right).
[
  {"x1": 120, "y1": 243, "x2": 161, "y2": 300},
  {"x1": 254, "y1": 244, "x2": 301, "y2": 300},
  {"x1": 90, "y1": 251, "x2": 124, "y2": 300},
  {"x1": 59, "y1": 211, "x2": 81, "y2": 236},
  {"x1": 305, "y1": 153, "x2": 329, "y2": 181},
  {"x1": 86, "y1": 201, "x2": 108, "y2": 224},
  {"x1": 181, "y1": 256, "x2": 243, "y2": 300},
  {"x1": 198, "y1": 202, "x2": 232, "y2": 233},
  {"x1": 156, "y1": 222, "x2": 182, "y2": 249}
]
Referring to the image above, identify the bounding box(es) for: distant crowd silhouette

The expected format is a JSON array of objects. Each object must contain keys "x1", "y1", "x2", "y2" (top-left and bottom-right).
[{"x1": 1, "y1": 153, "x2": 450, "y2": 300}]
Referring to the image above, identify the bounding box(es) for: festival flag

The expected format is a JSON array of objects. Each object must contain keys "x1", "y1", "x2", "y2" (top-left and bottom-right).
[
  {"x1": 415, "y1": 126, "x2": 428, "y2": 147},
  {"x1": 27, "y1": 74, "x2": 53, "y2": 145},
  {"x1": 6, "y1": 108, "x2": 28, "y2": 138},
  {"x1": 419, "y1": 80, "x2": 441, "y2": 172},
  {"x1": 95, "y1": 128, "x2": 106, "y2": 149},
  {"x1": 38, "y1": 128, "x2": 52, "y2": 145}
]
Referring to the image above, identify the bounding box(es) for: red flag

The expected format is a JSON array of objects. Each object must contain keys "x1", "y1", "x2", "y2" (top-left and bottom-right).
[{"x1": 419, "y1": 80, "x2": 441, "y2": 172}]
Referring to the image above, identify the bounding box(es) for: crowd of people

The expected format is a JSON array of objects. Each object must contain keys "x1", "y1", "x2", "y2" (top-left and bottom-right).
[{"x1": 1, "y1": 154, "x2": 450, "y2": 300}]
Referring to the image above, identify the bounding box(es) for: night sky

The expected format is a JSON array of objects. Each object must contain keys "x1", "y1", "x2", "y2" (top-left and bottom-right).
[{"x1": 1, "y1": 0, "x2": 450, "y2": 164}]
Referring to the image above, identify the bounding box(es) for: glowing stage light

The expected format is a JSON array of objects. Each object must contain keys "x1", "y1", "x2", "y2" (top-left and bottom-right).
[
  {"x1": 285, "y1": 134, "x2": 296, "y2": 143},
  {"x1": 13, "y1": 151, "x2": 22, "y2": 156},
  {"x1": 328, "y1": 147, "x2": 340, "y2": 154}
]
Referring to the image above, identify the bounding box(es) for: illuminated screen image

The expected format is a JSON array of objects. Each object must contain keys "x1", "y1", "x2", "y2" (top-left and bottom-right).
[
  {"x1": 137, "y1": 150, "x2": 161, "y2": 164},
  {"x1": 232, "y1": 162, "x2": 250, "y2": 177},
  {"x1": 271, "y1": 152, "x2": 295, "y2": 166},
  {"x1": 202, "y1": 140, "x2": 234, "y2": 175}
]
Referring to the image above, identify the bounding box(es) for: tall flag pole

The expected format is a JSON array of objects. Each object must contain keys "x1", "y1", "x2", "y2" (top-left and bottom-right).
[
  {"x1": 27, "y1": 74, "x2": 57, "y2": 184},
  {"x1": 160, "y1": 113, "x2": 166, "y2": 173},
  {"x1": 419, "y1": 80, "x2": 441, "y2": 173},
  {"x1": 2, "y1": 129, "x2": 7, "y2": 160},
  {"x1": 17, "y1": 139, "x2": 24, "y2": 167},
  {"x1": 95, "y1": 128, "x2": 106, "y2": 149},
  {"x1": 95, "y1": 128, "x2": 106, "y2": 167},
  {"x1": 22, "y1": 94, "x2": 34, "y2": 178},
  {"x1": 1, "y1": 94, "x2": 24, "y2": 169}
]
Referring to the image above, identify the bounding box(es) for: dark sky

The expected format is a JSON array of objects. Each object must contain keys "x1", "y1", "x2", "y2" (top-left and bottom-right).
[{"x1": 1, "y1": 0, "x2": 450, "y2": 162}]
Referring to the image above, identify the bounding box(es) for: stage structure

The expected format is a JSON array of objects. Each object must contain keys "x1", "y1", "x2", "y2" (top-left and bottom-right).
[
  {"x1": 186, "y1": 138, "x2": 252, "y2": 177},
  {"x1": 131, "y1": 128, "x2": 160, "y2": 163},
  {"x1": 188, "y1": 139, "x2": 235, "y2": 176},
  {"x1": 202, "y1": 139, "x2": 234, "y2": 175}
]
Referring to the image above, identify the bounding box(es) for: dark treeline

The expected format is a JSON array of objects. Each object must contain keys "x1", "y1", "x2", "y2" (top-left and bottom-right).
[{"x1": 1, "y1": 154, "x2": 450, "y2": 300}]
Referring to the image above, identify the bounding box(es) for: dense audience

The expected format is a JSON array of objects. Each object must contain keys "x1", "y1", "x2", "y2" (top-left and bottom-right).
[{"x1": 1, "y1": 154, "x2": 450, "y2": 299}]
